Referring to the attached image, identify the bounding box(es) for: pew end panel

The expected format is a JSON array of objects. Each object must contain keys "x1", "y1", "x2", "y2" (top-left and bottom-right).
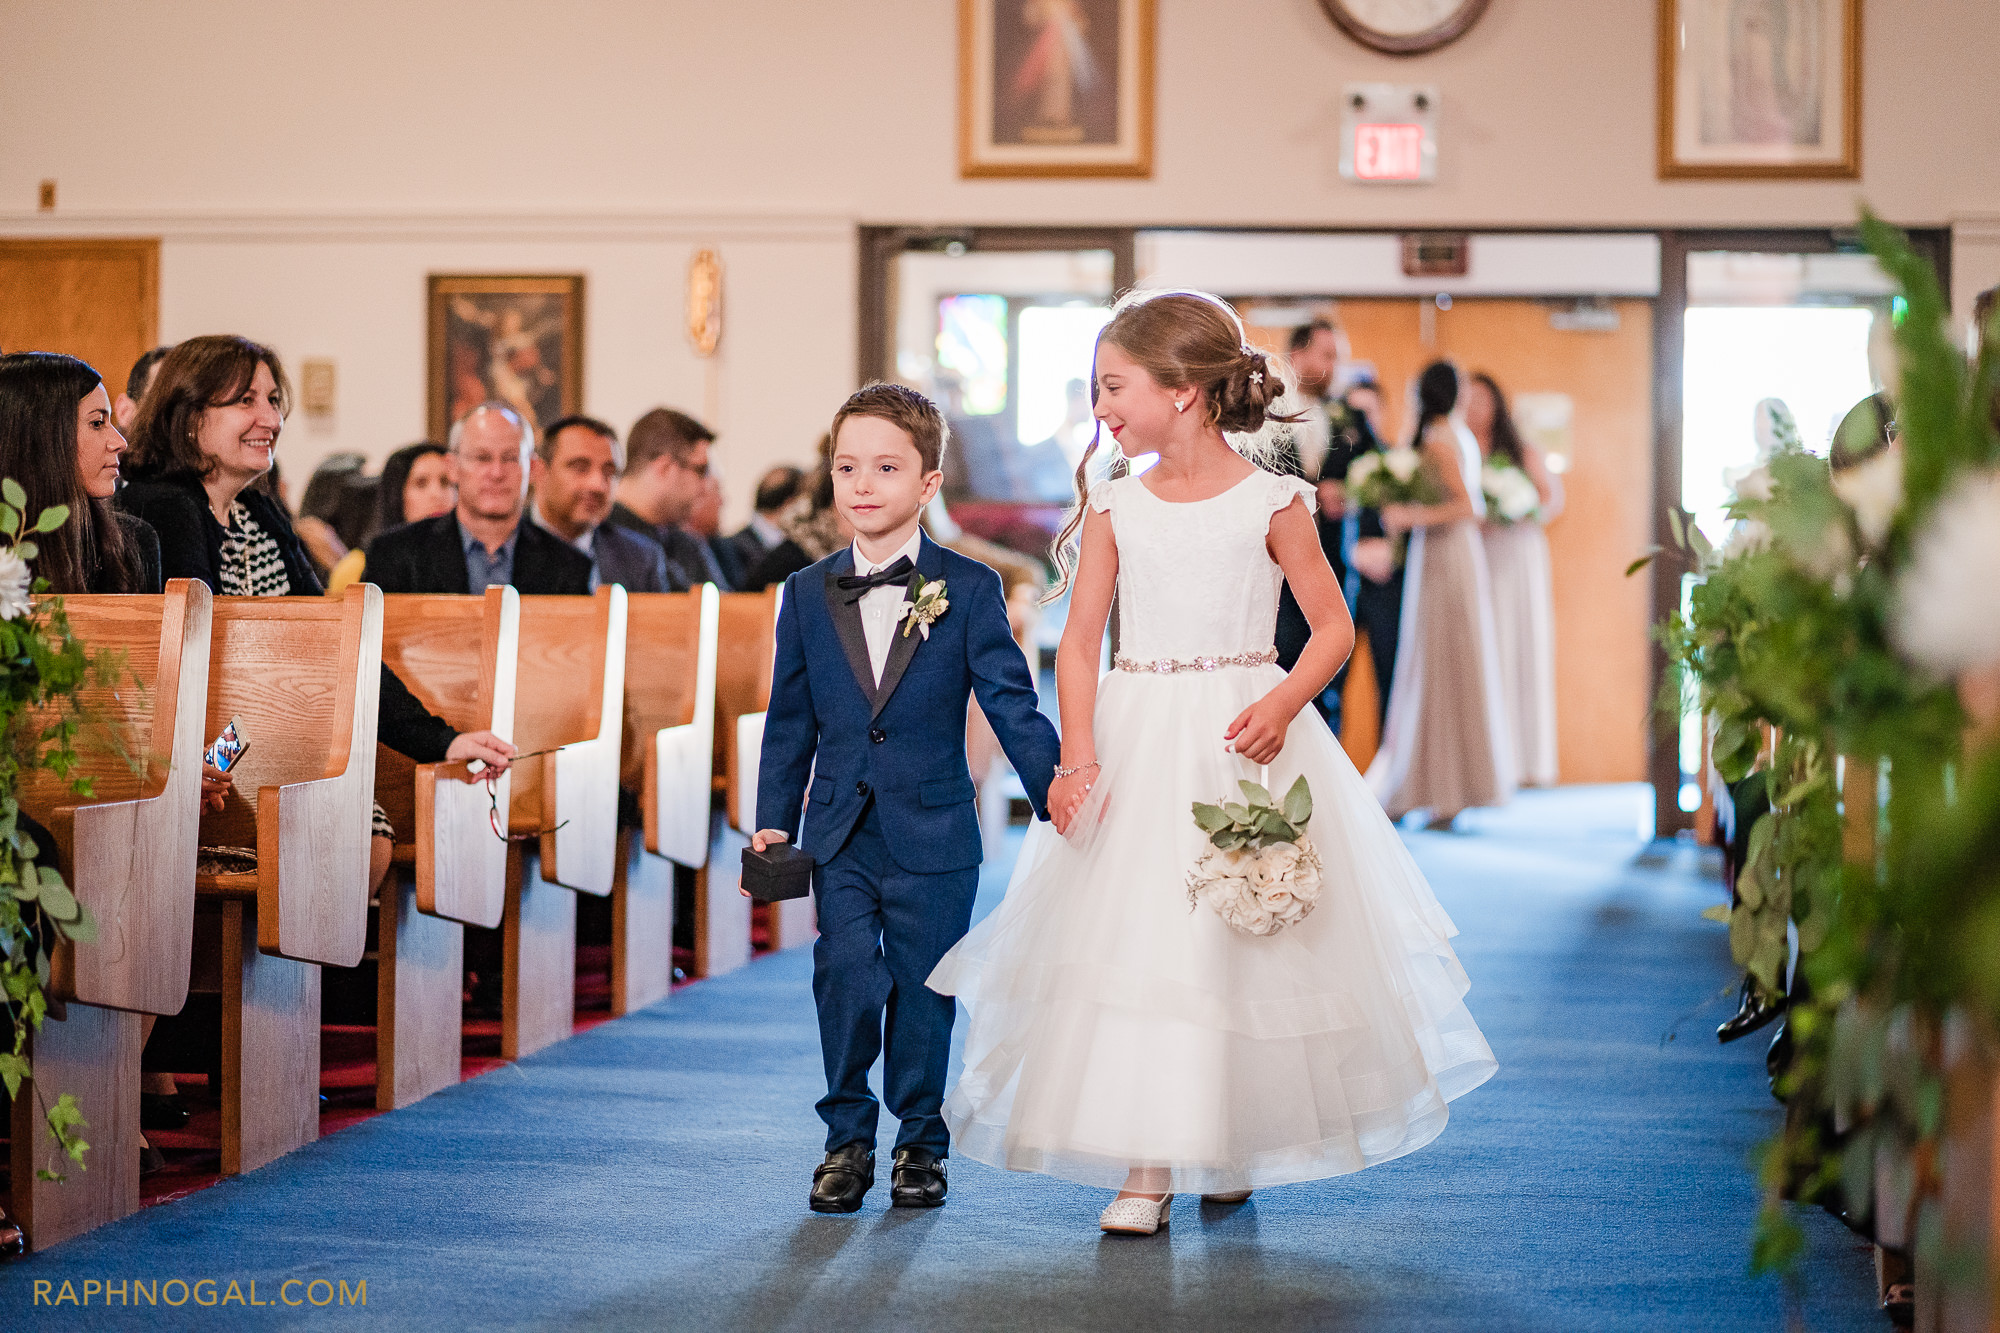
[
  {"x1": 713, "y1": 587, "x2": 778, "y2": 821},
  {"x1": 381, "y1": 588, "x2": 519, "y2": 929},
  {"x1": 628, "y1": 586, "x2": 717, "y2": 869},
  {"x1": 8, "y1": 1001, "x2": 140, "y2": 1251},
  {"x1": 511, "y1": 587, "x2": 624, "y2": 896},
  {"x1": 21, "y1": 582, "x2": 212, "y2": 1016},
  {"x1": 195, "y1": 589, "x2": 381, "y2": 967}
]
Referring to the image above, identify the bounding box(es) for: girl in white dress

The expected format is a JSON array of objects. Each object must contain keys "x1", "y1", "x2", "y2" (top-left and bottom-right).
[{"x1": 927, "y1": 292, "x2": 1497, "y2": 1235}]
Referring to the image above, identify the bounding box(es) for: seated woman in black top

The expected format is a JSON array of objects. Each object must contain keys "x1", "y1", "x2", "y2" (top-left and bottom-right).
[{"x1": 116, "y1": 336, "x2": 516, "y2": 895}]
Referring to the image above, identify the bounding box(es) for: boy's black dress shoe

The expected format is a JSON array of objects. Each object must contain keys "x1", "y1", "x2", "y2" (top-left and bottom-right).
[
  {"x1": 809, "y1": 1143, "x2": 875, "y2": 1213},
  {"x1": 890, "y1": 1146, "x2": 948, "y2": 1208}
]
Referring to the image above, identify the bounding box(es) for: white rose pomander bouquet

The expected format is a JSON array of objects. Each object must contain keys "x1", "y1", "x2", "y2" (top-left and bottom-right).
[
  {"x1": 1187, "y1": 775, "x2": 1322, "y2": 937},
  {"x1": 1346, "y1": 447, "x2": 1440, "y2": 565},
  {"x1": 1480, "y1": 461, "x2": 1541, "y2": 525}
]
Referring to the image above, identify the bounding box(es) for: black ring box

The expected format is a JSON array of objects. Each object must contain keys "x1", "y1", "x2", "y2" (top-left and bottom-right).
[{"x1": 741, "y1": 842, "x2": 814, "y2": 902}]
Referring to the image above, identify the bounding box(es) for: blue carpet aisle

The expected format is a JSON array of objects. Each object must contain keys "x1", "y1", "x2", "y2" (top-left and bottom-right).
[{"x1": 3, "y1": 787, "x2": 1879, "y2": 1332}]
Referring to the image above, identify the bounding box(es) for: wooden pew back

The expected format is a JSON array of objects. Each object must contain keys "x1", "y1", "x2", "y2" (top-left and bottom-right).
[
  {"x1": 19, "y1": 582, "x2": 211, "y2": 1014},
  {"x1": 714, "y1": 588, "x2": 777, "y2": 828},
  {"x1": 378, "y1": 588, "x2": 518, "y2": 928},
  {"x1": 510, "y1": 586, "x2": 625, "y2": 894},
  {"x1": 199, "y1": 587, "x2": 382, "y2": 966},
  {"x1": 624, "y1": 587, "x2": 717, "y2": 867}
]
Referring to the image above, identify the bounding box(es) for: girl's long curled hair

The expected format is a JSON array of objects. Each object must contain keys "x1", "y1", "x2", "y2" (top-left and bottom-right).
[
  {"x1": 0, "y1": 352, "x2": 144, "y2": 594},
  {"x1": 1046, "y1": 289, "x2": 1297, "y2": 600}
]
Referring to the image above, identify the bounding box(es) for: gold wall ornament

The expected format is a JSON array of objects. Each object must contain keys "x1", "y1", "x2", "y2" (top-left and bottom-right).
[{"x1": 686, "y1": 248, "x2": 723, "y2": 358}]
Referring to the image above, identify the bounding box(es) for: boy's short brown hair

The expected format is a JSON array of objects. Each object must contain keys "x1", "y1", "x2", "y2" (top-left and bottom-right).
[{"x1": 829, "y1": 382, "x2": 948, "y2": 473}]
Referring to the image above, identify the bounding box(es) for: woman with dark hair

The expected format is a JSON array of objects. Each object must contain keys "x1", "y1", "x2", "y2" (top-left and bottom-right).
[
  {"x1": 1466, "y1": 371, "x2": 1561, "y2": 788},
  {"x1": 324, "y1": 441, "x2": 455, "y2": 595},
  {"x1": 1366, "y1": 360, "x2": 1515, "y2": 829},
  {"x1": 117, "y1": 336, "x2": 515, "y2": 892},
  {"x1": 0, "y1": 352, "x2": 157, "y2": 594}
]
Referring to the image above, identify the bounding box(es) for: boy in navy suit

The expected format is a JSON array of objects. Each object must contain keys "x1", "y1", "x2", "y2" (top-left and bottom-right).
[{"x1": 753, "y1": 384, "x2": 1060, "y2": 1213}]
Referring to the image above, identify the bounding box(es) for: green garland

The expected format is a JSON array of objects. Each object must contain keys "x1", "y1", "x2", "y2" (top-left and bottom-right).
[
  {"x1": 0, "y1": 480, "x2": 109, "y2": 1184},
  {"x1": 1646, "y1": 213, "x2": 2000, "y2": 1276}
]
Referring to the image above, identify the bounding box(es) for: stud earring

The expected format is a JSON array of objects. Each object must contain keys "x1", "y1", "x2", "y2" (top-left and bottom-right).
[{"x1": 1174, "y1": 400, "x2": 1186, "y2": 414}]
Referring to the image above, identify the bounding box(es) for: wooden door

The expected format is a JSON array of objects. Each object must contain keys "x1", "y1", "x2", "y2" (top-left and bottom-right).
[
  {"x1": 0, "y1": 239, "x2": 160, "y2": 385},
  {"x1": 1244, "y1": 298, "x2": 1655, "y2": 786}
]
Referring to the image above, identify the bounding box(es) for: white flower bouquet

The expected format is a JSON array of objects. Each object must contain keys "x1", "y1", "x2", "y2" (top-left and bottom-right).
[
  {"x1": 1187, "y1": 776, "x2": 1321, "y2": 937},
  {"x1": 1344, "y1": 447, "x2": 1434, "y2": 511},
  {"x1": 1480, "y1": 461, "x2": 1542, "y2": 525}
]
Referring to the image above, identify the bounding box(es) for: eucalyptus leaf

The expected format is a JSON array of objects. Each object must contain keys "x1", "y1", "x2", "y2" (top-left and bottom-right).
[
  {"x1": 1281, "y1": 775, "x2": 1312, "y2": 825},
  {"x1": 1192, "y1": 803, "x2": 1229, "y2": 832},
  {"x1": 1238, "y1": 780, "x2": 1272, "y2": 808},
  {"x1": 33, "y1": 505, "x2": 68, "y2": 533},
  {"x1": 1222, "y1": 803, "x2": 1251, "y2": 824},
  {"x1": 1, "y1": 478, "x2": 24, "y2": 510},
  {"x1": 62, "y1": 906, "x2": 97, "y2": 946},
  {"x1": 37, "y1": 875, "x2": 78, "y2": 922}
]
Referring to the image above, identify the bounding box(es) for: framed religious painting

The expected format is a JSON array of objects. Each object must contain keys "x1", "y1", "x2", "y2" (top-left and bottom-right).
[
  {"x1": 426, "y1": 274, "x2": 585, "y2": 443},
  {"x1": 1657, "y1": 0, "x2": 1861, "y2": 179},
  {"x1": 959, "y1": 0, "x2": 1155, "y2": 178}
]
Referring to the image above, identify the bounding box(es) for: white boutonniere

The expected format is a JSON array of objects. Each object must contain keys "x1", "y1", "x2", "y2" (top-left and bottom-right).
[{"x1": 898, "y1": 576, "x2": 949, "y2": 639}]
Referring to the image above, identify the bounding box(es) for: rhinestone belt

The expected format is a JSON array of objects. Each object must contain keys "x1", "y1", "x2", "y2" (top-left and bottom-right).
[{"x1": 1113, "y1": 648, "x2": 1280, "y2": 675}]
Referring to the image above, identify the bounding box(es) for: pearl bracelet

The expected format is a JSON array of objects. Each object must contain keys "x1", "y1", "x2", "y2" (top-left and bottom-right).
[{"x1": 1053, "y1": 761, "x2": 1100, "y2": 779}]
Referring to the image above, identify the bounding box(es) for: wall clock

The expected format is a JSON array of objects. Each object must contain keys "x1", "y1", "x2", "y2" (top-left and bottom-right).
[{"x1": 1317, "y1": 0, "x2": 1491, "y2": 55}]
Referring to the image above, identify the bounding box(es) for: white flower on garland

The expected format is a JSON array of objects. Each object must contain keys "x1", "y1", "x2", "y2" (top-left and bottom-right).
[
  {"x1": 0, "y1": 549, "x2": 31, "y2": 621},
  {"x1": 1831, "y1": 440, "x2": 1905, "y2": 550},
  {"x1": 1720, "y1": 518, "x2": 1772, "y2": 563},
  {"x1": 1723, "y1": 461, "x2": 1776, "y2": 503},
  {"x1": 1893, "y1": 469, "x2": 2000, "y2": 674}
]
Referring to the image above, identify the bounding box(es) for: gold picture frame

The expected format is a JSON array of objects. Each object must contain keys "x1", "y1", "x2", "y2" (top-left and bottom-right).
[
  {"x1": 1657, "y1": 0, "x2": 1861, "y2": 180},
  {"x1": 426, "y1": 274, "x2": 585, "y2": 444},
  {"x1": 959, "y1": 0, "x2": 1155, "y2": 179}
]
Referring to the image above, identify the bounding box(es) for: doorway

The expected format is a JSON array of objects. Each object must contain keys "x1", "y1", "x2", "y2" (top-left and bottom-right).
[{"x1": 0, "y1": 239, "x2": 160, "y2": 383}]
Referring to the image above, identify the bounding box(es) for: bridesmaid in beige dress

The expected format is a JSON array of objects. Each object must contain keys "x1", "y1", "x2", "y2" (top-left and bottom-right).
[
  {"x1": 1468, "y1": 372, "x2": 1563, "y2": 788},
  {"x1": 1366, "y1": 361, "x2": 1516, "y2": 829}
]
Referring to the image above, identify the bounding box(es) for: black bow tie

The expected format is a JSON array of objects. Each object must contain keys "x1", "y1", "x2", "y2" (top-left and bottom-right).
[{"x1": 836, "y1": 556, "x2": 915, "y2": 602}]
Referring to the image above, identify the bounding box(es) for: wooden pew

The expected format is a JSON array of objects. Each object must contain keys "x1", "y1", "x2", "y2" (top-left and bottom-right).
[
  {"x1": 371, "y1": 588, "x2": 518, "y2": 1109},
  {"x1": 197, "y1": 587, "x2": 382, "y2": 1175},
  {"x1": 11, "y1": 582, "x2": 210, "y2": 1250},
  {"x1": 729, "y1": 585, "x2": 816, "y2": 953},
  {"x1": 504, "y1": 587, "x2": 625, "y2": 1058},
  {"x1": 616, "y1": 586, "x2": 718, "y2": 1014},
  {"x1": 690, "y1": 588, "x2": 779, "y2": 977}
]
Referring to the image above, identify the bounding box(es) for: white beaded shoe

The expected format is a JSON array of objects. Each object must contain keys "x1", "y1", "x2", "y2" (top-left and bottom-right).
[{"x1": 1099, "y1": 1193, "x2": 1173, "y2": 1235}]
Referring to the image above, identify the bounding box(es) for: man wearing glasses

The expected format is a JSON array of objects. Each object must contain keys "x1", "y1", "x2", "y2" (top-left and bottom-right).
[
  {"x1": 365, "y1": 401, "x2": 593, "y2": 597},
  {"x1": 605, "y1": 406, "x2": 735, "y2": 591}
]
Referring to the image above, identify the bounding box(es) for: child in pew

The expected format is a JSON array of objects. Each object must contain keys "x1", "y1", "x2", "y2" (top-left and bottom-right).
[{"x1": 749, "y1": 384, "x2": 1060, "y2": 1214}]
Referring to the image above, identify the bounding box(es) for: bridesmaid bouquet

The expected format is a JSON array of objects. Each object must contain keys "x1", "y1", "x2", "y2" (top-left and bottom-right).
[
  {"x1": 1187, "y1": 777, "x2": 1322, "y2": 937},
  {"x1": 1481, "y1": 461, "x2": 1542, "y2": 525},
  {"x1": 1344, "y1": 446, "x2": 1433, "y2": 509}
]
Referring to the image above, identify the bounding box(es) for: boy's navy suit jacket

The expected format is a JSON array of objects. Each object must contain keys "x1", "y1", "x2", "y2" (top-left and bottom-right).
[{"x1": 756, "y1": 533, "x2": 1060, "y2": 875}]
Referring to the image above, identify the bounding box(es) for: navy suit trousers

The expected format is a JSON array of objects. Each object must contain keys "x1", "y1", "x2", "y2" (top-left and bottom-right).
[{"x1": 811, "y1": 802, "x2": 979, "y2": 1155}]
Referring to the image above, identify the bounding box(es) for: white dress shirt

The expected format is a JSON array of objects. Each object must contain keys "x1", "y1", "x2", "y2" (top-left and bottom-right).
[{"x1": 851, "y1": 529, "x2": 923, "y2": 686}]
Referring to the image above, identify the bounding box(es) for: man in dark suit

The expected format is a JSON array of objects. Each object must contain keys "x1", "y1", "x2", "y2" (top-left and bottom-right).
[
  {"x1": 528, "y1": 414, "x2": 671, "y2": 592},
  {"x1": 724, "y1": 464, "x2": 805, "y2": 579},
  {"x1": 605, "y1": 407, "x2": 733, "y2": 590},
  {"x1": 365, "y1": 401, "x2": 592, "y2": 596}
]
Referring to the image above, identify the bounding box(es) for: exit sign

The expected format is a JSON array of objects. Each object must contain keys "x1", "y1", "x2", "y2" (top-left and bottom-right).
[
  {"x1": 1354, "y1": 124, "x2": 1425, "y2": 180},
  {"x1": 1340, "y1": 84, "x2": 1438, "y2": 184}
]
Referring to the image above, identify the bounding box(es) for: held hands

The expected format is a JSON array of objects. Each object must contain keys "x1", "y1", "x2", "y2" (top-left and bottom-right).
[
  {"x1": 449, "y1": 731, "x2": 518, "y2": 782},
  {"x1": 1048, "y1": 765, "x2": 1098, "y2": 836},
  {"x1": 1379, "y1": 503, "x2": 1417, "y2": 537},
  {"x1": 743, "y1": 830, "x2": 790, "y2": 897},
  {"x1": 1224, "y1": 694, "x2": 1295, "y2": 766}
]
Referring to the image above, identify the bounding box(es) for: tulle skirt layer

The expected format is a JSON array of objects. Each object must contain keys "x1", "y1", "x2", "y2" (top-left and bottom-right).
[{"x1": 927, "y1": 664, "x2": 1497, "y2": 1193}]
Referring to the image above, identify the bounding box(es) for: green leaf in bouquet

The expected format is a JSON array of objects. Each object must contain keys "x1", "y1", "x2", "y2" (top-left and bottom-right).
[
  {"x1": 1222, "y1": 802, "x2": 1251, "y2": 825},
  {"x1": 1688, "y1": 523, "x2": 1714, "y2": 565},
  {"x1": 0, "y1": 504, "x2": 17, "y2": 536},
  {"x1": 1238, "y1": 780, "x2": 1272, "y2": 808},
  {"x1": 2, "y1": 478, "x2": 26, "y2": 510},
  {"x1": 1191, "y1": 802, "x2": 1230, "y2": 832},
  {"x1": 1624, "y1": 549, "x2": 1660, "y2": 577},
  {"x1": 1281, "y1": 775, "x2": 1312, "y2": 826},
  {"x1": 1701, "y1": 903, "x2": 1733, "y2": 923},
  {"x1": 1667, "y1": 508, "x2": 1685, "y2": 549},
  {"x1": 17, "y1": 540, "x2": 37, "y2": 562},
  {"x1": 33, "y1": 505, "x2": 69, "y2": 534}
]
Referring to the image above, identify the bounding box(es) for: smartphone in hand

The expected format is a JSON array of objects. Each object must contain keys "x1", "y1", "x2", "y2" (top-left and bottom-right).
[{"x1": 204, "y1": 718, "x2": 249, "y2": 773}]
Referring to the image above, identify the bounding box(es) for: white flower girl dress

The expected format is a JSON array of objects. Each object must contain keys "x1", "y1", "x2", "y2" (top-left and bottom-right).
[{"x1": 927, "y1": 469, "x2": 1497, "y2": 1194}]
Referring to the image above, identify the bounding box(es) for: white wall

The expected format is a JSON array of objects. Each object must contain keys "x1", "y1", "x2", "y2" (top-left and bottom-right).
[{"x1": 4, "y1": 0, "x2": 1997, "y2": 504}]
